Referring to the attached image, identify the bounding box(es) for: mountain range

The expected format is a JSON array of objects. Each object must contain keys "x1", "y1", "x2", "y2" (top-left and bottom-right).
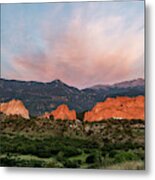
[{"x1": 0, "y1": 78, "x2": 145, "y2": 116}]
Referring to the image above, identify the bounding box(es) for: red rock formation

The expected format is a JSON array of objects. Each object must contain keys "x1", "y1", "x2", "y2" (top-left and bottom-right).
[
  {"x1": 0, "y1": 99, "x2": 29, "y2": 119},
  {"x1": 84, "y1": 96, "x2": 144, "y2": 122},
  {"x1": 41, "y1": 104, "x2": 76, "y2": 120}
]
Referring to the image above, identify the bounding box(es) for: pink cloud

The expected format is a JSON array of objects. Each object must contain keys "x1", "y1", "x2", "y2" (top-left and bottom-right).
[{"x1": 7, "y1": 7, "x2": 144, "y2": 88}]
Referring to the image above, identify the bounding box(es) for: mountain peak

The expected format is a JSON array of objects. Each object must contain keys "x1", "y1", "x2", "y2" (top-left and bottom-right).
[
  {"x1": 50, "y1": 79, "x2": 65, "y2": 85},
  {"x1": 113, "y1": 78, "x2": 144, "y2": 88},
  {"x1": 87, "y1": 78, "x2": 144, "y2": 90},
  {"x1": 47, "y1": 79, "x2": 67, "y2": 87},
  {"x1": 53, "y1": 79, "x2": 63, "y2": 83}
]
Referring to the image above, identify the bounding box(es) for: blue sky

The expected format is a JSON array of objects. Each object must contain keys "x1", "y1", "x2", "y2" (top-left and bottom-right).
[{"x1": 1, "y1": 1, "x2": 144, "y2": 88}]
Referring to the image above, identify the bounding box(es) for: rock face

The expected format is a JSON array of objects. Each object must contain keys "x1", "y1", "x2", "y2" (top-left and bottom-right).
[
  {"x1": 42, "y1": 104, "x2": 76, "y2": 120},
  {"x1": 84, "y1": 96, "x2": 144, "y2": 122},
  {"x1": 0, "y1": 99, "x2": 29, "y2": 119}
]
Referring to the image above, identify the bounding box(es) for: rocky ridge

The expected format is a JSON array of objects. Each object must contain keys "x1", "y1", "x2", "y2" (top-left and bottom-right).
[
  {"x1": 0, "y1": 99, "x2": 29, "y2": 119},
  {"x1": 0, "y1": 78, "x2": 144, "y2": 116},
  {"x1": 84, "y1": 96, "x2": 144, "y2": 121}
]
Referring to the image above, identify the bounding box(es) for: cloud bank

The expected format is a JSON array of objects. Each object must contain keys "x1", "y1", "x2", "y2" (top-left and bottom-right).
[{"x1": 1, "y1": 2, "x2": 144, "y2": 88}]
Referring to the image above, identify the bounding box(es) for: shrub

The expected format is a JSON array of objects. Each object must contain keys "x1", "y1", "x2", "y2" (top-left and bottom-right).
[
  {"x1": 114, "y1": 151, "x2": 139, "y2": 163},
  {"x1": 86, "y1": 152, "x2": 101, "y2": 164},
  {"x1": 63, "y1": 147, "x2": 82, "y2": 157},
  {"x1": 109, "y1": 150, "x2": 118, "y2": 158},
  {"x1": 63, "y1": 159, "x2": 80, "y2": 168}
]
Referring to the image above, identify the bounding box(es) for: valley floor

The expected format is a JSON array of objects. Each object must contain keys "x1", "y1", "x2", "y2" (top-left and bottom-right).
[{"x1": 0, "y1": 115, "x2": 145, "y2": 169}]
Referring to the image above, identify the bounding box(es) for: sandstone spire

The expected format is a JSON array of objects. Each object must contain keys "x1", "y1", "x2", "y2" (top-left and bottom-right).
[{"x1": 41, "y1": 104, "x2": 76, "y2": 120}]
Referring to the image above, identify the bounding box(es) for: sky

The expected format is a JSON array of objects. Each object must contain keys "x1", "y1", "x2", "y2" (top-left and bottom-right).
[{"x1": 1, "y1": 1, "x2": 144, "y2": 88}]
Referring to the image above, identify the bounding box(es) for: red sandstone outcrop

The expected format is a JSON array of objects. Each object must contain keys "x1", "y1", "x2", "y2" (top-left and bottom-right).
[
  {"x1": 0, "y1": 99, "x2": 29, "y2": 119},
  {"x1": 84, "y1": 96, "x2": 144, "y2": 122},
  {"x1": 41, "y1": 104, "x2": 76, "y2": 120}
]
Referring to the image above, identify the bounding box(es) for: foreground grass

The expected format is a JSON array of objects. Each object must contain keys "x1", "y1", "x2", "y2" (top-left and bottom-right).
[
  {"x1": 0, "y1": 134, "x2": 145, "y2": 169},
  {"x1": 0, "y1": 116, "x2": 145, "y2": 169},
  {"x1": 105, "y1": 161, "x2": 144, "y2": 170}
]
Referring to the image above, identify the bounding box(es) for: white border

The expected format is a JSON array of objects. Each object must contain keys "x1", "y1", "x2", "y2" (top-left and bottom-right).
[{"x1": 2, "y1": 0, "x2": 106, "y2": 3}]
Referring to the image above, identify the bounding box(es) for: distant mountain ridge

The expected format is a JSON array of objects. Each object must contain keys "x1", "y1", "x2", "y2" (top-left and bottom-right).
[
  {"x1": 88, "y1": 78, "x2": 144, "y2": 89},
  {"x1": 0, "y1": 78, "x2": 144, "y2": 116},
  {"x1": 83, "y1": 78, "x2": 144, "y2": 102}
]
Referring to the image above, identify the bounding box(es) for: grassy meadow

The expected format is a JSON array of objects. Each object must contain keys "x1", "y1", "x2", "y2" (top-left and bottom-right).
[{"x1": 0, "y1": 113, "x2": 145, "y2": 169}]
